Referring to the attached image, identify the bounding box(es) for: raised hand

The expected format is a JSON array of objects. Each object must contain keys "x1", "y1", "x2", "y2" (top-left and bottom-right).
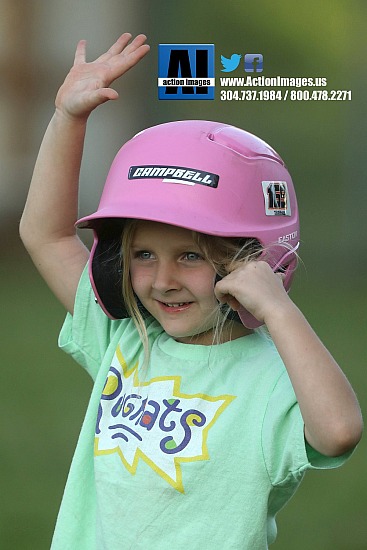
[{"x1": 55, "y1": 33, "x2": 150, "y2": 120}]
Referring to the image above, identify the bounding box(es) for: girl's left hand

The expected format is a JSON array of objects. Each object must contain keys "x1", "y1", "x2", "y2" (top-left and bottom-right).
[
  {"x1": 55, "y1": 33, "x2": 150, "y2": 121},
  {"x1": 214, "y1": 261, "x2": 291, "y2": 324}
]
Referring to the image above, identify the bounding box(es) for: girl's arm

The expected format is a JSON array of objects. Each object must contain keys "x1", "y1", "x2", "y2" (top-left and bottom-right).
[
  {"x1": 215, "y1": 261, "x2": 363, "y2": 457},
  {"x1": 20, "y1": 33, "x2": 149, "y2": 314}
]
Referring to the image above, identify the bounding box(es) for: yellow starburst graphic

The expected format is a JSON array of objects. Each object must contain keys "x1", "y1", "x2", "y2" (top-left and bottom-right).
[{"x1": 94, "y1": 345, "x2": 235, "y2": 493}]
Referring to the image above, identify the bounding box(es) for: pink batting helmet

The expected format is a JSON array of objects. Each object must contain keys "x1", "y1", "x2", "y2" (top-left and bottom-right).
[{"x1": 77, "y1": 120, "x2": 299, "y2": 328}]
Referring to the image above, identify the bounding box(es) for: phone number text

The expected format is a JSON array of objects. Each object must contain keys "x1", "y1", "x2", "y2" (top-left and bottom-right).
[{"x1": 220, "y1": 89, "x2": 352, "y2": 101}]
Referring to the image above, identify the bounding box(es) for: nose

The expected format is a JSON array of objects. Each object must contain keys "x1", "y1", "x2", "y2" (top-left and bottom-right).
[{"x1": 151, "y1": 260, "x2": 182, "y2": 293}]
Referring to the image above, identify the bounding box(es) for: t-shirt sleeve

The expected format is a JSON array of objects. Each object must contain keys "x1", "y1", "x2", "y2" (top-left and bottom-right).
[
  {"x1": 58, "y1": 262, "x2": 121, "y2": 380},
  {"x1": 262, "y1": 370, "x2": 353, "y2": 487}
]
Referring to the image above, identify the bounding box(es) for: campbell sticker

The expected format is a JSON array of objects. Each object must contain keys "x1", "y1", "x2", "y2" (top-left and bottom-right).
[{"x1": 128, "y1": 165, "x2": 219, "y2": 188}]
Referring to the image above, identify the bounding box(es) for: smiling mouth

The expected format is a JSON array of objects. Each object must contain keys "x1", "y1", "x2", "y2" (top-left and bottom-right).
[
  {"x1": 163, "y1": 302, "x2": 191, "y2": 308},
  {"x1": 157, "y1": 301, "x2": 193, "y2": 312}
]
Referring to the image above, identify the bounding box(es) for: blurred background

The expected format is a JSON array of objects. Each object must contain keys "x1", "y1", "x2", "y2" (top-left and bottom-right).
[{"x1": 1, "y1": 0, "x2": 366, "y2": 548}]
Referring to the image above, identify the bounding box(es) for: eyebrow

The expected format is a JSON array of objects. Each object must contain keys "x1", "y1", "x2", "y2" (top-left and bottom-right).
[{"x1": 131, "y1": 241, "x2": 200, "y2": 251}]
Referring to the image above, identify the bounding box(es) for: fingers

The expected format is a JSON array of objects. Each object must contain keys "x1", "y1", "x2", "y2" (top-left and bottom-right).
[
  {"x1": 74, "y1": 33, "x2": 149, "y2": 67},
  {"x1": 87, "y1": 88, "x2": 119, "y2": 108},
  {"x1": 112, "y1": 33, "x2": 149, "y2": 57},
  {"x1": 97, "y1": 88, "x2": 119, "y2": 102},
  {"x1": 97, "y1": 33, "x2": 149, "y2": 63},
  {"x1": 63, "y1": 33, "x2": 149, "y2": 118},
  {"x1": 73, "y1": 40, "x2": 86, "y2": 66},
  {"x1": 106, "y1": 39, "x2": 150, "y2": 83},
  {"x1": 217, "y1": 293, "x2": 241, "y2": 311},
  {"x1": 121, "y1": 41, "x2": 150, "y2": 71},
  {"x1": 114, "y1": 34, "x2": 150, "y2": 70},
  {"x1": 214, "y1": 261, "x2": 289, "y2": 323},
  {"x1": 106, "y1": 33, "x2": 133, "y2": 56},
  {"x1": 124, "y1": 35, "x2": 150, "y2": 66},
  {"x1": 92, "y1": 33, "x2": 149, "y2": 82},
  {"x1": 122, "y1": 33, "x2": 149, "y2": 55}
]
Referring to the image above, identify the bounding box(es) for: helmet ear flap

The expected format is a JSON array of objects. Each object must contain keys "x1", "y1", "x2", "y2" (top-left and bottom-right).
[
  {"x1": 91, "y1": 222, "x2": 128, "y2": 319},
  {"x1": 91, "y1": 221, "x2": 152, "y2": 320},
  {"x1": 271, "y1": 243, "x2": 299, "y2": 292}
]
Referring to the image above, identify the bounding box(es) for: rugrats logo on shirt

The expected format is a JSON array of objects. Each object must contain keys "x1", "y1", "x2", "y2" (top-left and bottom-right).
[
  {"x1": 128, "y1": 165, "x2": 219, "y2": 188},
  {"x1": 95, "y1": 346, "x2": 234, "y2": 493}
]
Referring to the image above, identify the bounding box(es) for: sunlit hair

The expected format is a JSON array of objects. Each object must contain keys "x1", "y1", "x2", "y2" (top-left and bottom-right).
[{"x1": 120, "y1": 219, "x2": 263, "y2": 370}]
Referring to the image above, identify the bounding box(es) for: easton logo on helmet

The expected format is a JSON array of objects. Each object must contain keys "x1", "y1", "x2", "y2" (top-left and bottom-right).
[{"x1": 128, "y1": 165, "x2": 219, "y2": 188}]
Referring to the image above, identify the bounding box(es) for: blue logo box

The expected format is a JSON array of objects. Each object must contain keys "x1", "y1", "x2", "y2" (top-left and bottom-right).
[{"x1": 158, "y1": 44, "x2": 215, "y2": 100}]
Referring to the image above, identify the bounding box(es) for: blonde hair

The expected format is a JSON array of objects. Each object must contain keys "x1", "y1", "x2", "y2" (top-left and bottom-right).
[
  {"x1": 121, "y1": 220, "x2": 150, "y2": 366},
  {"x1": 120, "y1": 219, "x2": 263, "y2": 369}
]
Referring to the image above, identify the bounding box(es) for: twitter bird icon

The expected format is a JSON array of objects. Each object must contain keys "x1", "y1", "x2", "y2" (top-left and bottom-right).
[{"x1": 221, "y1": 53, "x2": 242, "y2": 72}]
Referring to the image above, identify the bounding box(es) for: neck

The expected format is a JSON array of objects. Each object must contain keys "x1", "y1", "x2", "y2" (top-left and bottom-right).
[{"x1": 176, "y1": 321, "x2": 253, "y2": 346}]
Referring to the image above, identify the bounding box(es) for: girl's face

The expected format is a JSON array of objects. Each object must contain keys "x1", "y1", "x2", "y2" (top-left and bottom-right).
[{"x1": 129, "y1": 221, "x2": 230, "y2": 344}]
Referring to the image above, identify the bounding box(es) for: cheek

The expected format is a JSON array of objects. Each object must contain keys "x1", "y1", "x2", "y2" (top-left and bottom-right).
[
  {"x1": 192, "y1": 270, "x2": 217, "y2": 301},
  {"x1": 129, "y1": 266, "x2": 148, "y2": 295}
]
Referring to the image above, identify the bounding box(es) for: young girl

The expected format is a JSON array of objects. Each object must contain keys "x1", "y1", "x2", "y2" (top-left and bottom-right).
[{"x1": 20, "y1": 33, "x2": 362, "y2": 549}]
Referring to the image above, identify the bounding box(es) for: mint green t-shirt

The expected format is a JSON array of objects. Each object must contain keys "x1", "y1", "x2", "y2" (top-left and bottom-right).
[{"x1": 53, "y1": 266, "x2": 348, "y2": 549}]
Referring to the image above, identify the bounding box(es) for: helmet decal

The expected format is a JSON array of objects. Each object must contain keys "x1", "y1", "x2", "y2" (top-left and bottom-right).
[
  {"x1": 262, "y1": 181, "x2": 291, "y2": 217},
  {"x1": 128, "y1": 165, "x2": 219, "y2": 188}
]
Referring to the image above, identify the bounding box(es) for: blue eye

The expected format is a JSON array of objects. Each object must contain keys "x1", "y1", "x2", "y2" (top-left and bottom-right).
[
  {"x1": 184, "y1": 252, "x2": 202, "y2": 261},
  {"x1": 136, "y1": 251, "x2": 153, "y2": 260}
]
